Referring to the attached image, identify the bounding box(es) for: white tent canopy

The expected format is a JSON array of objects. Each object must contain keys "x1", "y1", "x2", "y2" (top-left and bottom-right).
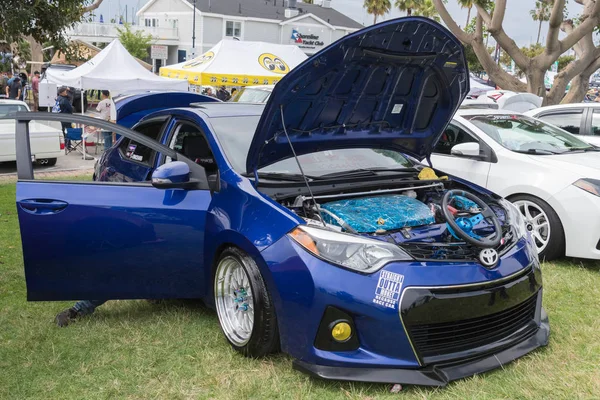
[
  {"x1": 160, "y1": 40, "x2": 308, "y2": 86},
  {"x1": 44, "y1": 39, "x2": 188, "y2": 93}
]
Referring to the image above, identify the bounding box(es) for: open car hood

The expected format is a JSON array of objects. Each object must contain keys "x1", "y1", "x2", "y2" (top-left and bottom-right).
[{"x1": 246, "y1": 17, "x2": 469, "y2": 174}]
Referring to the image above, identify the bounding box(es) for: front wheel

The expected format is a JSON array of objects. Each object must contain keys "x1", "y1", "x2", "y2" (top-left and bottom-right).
[
  {"x1": 511, "y1": 195, "x2": 564, "y2": 261},
  {"x1": 214, "y1": 248, "x2": 279, "y2": 357}
]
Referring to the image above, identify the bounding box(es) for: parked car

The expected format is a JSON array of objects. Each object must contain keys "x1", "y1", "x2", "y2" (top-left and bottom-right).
[
  {"x1": 431, "y1": 109, "x2": 600, "y2": 261},
  {"x1": 0, "y1": 99, "x2": 62, "y2": 165},
  {"x1": 524, "y1": 103, "x2": 600, "y2": 146},
  {"x1": 40, "y1": 63, "x2": 88, "y2": 113},
  {"x1": 231, "y1": 85, "x2": 273, "y2": 103},
  {"x1": 12, "y1": 18, "x2": 548, "y2": 386}
]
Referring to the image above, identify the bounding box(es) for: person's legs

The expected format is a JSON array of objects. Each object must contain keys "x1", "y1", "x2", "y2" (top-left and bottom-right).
[
  {"x1": 32, "y1": 92, "x2": 39, "y2": 111},
  {"x1": 102, "y1": 131, "x2": 113, "y2": 148},
  {"x1": 73, "y1": 300, "x2": 107, "y2": 315},
  {"x1": 55, "y1": 300, "x2": 107, "y2": 327}
]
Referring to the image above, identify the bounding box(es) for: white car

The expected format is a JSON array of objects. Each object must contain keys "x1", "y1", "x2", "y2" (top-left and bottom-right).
[
  {"x1": 524, "y1": 103, "x2": 600, "y2": 146},
  {"x1": 431, "y1": 109, "x2": 600, "y2": 260},
  {"x1": 0, "y1": 100, "x2": 62, "y2": 165}
]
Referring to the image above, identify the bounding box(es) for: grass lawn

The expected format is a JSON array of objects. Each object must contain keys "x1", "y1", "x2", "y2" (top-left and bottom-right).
[{"x1": 1, "y1": 181, "x2": 600, "y2": 400}]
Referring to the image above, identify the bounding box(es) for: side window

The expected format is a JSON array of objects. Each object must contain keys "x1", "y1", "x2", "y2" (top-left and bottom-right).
[
  {"x1": 119, "y1": 119, "x2": 166, "y2": 165},
  {"x1": 434, "y1": 124, "x2": 478, "y2": 155},
  {"x1": 166, "y1": 123, "x2": 217, "y2": 174},
  {"x1": 538, "y1": 112, "x2": 582, "y2": 135},
  {"x1": 591, "y1": 110, "x2": 600, "y2": 136}
]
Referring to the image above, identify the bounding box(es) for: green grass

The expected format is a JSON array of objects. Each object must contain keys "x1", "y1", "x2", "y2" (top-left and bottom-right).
[{"x1": 1, "y1": 181, "x2": 600, "y2": 399}]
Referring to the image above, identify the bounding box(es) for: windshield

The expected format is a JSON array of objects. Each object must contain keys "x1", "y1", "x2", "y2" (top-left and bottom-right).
[
  {"x1": 0, "y1": 104, "x2": 28, "y2": 117},
  {"x1": 465, "y1": 114, "x2": 594, "y2": 153},
  {"x1": 234, "y1": 88, "x2": 272, "y2": 103},
  {"x1": 210, "y1": 116, "x2": 412, "y2": 176}
]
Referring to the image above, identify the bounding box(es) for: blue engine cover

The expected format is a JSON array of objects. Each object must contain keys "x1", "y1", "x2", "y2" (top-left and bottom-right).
[{"x1": 321, "y1": 195, "x2": 435, "y2": 233}]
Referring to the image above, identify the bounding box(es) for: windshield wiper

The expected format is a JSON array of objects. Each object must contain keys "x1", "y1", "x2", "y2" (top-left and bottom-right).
[
  {"x1": 512, "y1": 149, "x2": 559, "y2": 155},
  {"x1": 243, "y1": 172, "x2": 321, "y2": 181},
  {"x1": 318, "y1": 166, "x2": 416, "y2": 179},
  {"x1": 565, "y1": 147, "x2": 600, "y2": 152}
]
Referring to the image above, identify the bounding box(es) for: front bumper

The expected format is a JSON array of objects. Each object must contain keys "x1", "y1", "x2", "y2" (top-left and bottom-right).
[
  {"x1": 294, "y1": 308, "x2": 549, "y2": 386},
  {"x1": 259, "y1": 234, "x2": 547, "y2": 385}
]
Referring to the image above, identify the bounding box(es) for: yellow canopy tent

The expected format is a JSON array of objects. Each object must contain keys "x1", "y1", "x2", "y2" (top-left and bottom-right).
[{"x1": 160, "y1": 40, "x2": 308, "y2": 86}]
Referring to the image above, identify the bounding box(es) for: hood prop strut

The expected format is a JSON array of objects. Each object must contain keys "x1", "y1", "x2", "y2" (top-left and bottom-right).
[{"x1": 279, "y1": 105, "x2": 327, "y2": 228}]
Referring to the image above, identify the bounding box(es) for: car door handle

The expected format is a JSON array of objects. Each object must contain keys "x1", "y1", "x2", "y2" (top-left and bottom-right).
[{"x1": 19, "y1": 199, "x2": 68, "y2": 215}]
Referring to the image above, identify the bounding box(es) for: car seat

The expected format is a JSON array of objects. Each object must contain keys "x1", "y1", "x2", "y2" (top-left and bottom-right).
[{"x1": 181, "y1": 135, "x2": 217, "y2": 175}]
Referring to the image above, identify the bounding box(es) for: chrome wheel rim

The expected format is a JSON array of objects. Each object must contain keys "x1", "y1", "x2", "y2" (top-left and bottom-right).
[
  {"x1": 214, "y1": 256, "x2": 254, "y2": 346},
  {"x1": 513, "y1": 200, "x2": 551, "y2": 254}
]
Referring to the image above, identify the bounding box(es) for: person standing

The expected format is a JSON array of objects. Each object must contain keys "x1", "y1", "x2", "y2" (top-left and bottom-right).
[
  {"x1": 55, "y1": 87, "x2": 74, "y2": 149},
  {"x1": 7, "y1": 75, "x2": 21, "y2": 100},
  {"x1": 0, "y1": 72, "x2": 9, "y2": 98},
  {"x1": 96, "y1": 90, "x2": 115, "y2": 148},
  {"x1": 31, "y1": 71, "x2": 40, "y2": 111},
  {"x1": 18, "y1": 72, "x2": 28, "y2": 102},
  {"x1": 217, "y1": 85, "x2": 231, "y2": 102}
]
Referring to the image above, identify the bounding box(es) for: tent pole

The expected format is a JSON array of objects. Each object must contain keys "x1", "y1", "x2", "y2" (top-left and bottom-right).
[{"x1": 81, "y1": 89, "x2": 86, "y2": 160}]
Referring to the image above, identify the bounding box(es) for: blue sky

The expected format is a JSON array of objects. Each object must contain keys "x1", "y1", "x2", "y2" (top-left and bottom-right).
[{"x1": 94, "y1": 0, "x2": 584, "y2": 47}]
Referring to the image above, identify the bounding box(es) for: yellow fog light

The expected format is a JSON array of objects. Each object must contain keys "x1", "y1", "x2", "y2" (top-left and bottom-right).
[{"x1": 331, "y1": 321, "x2": 352, "y2": 342}]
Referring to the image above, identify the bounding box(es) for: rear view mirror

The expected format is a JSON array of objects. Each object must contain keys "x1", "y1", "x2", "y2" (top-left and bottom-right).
[
  {"x1": 152, "y1": 161, "x2": 195, "y2": 189},
  {"x1": 451, "y1": 142, "x2": 482, "y2": 159}
]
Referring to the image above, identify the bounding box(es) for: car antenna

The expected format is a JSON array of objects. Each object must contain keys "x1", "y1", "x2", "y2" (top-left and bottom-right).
[{"x1": 279, "y1": 105, "x2": 327, "y2": 228}]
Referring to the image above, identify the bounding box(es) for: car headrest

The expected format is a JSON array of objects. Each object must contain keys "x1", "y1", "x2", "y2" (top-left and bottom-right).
[{"x1": 182, "y1": 135, "x2": 215, "y2": 166}]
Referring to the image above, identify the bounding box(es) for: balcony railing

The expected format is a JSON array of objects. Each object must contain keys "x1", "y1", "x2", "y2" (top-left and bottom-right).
[{"x1": 67, "y1": 23, "x2": 179, "y2": 41}]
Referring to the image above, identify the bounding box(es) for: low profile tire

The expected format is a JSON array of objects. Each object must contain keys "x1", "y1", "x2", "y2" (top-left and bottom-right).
[
  {"x1": 511, "y1": 194, "x2": 564, "y2": 261},
  {"x1": 214, "y1": 247, "x2": 279, "y2": 357}
]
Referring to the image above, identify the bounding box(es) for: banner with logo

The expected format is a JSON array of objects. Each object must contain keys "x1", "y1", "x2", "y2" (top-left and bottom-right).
[{"x1": 159, "y1": 40, "x2": 308, "y2": 86}]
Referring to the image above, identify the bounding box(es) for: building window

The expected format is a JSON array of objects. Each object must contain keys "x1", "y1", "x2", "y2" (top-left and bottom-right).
[
  {"x1": 225, "y1": 21, "x2": 242, "y2": 37},
  {"x1": 144, "y1": 18, "x2": 159, "y2": 28}
]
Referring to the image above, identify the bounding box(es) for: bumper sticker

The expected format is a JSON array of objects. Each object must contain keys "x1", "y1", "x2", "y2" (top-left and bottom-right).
[{"x1": 373, "y1": 271, "x2": 404, "y2": 309}]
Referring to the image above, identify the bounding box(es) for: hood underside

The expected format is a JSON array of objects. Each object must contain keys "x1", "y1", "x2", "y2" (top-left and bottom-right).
[{"x1": 246, "y1": 17, "x2": 469, "y2": 174}]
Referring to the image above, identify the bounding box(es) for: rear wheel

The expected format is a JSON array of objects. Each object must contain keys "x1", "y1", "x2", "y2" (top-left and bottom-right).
[
  {"x1": 511, "y1": 195, "x2": 564, "y2": 261},
  {"x1": 214, "y1": 248, "x2": 279, "y2": 357}
]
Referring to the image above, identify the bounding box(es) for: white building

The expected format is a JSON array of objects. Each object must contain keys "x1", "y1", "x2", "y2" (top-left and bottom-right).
[{"x1": 135, "y1": 0, "x2": 363, "y2": 65}]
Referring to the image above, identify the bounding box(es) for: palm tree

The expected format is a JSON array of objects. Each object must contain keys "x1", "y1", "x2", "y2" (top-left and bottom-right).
[
  {"x1": 418, "y1": 0, "x2": 440, "y2": 22},
  {"x1": 395, "y1": 0, "x2": 422, "y2": 17},
  {"x1": 364, "y1": 0, "x2": 392, "y2": 24},
  {"x1": 530, "y1": 1, "x2": 552, "y2": 45},
  {"x1": 458, "y1": 0, "x2": 474, "y2": 28}
]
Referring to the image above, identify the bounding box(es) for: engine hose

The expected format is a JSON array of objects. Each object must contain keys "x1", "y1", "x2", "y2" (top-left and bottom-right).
[{"x1": 317, "y1": 207, "x2": 358, "y2": 234}]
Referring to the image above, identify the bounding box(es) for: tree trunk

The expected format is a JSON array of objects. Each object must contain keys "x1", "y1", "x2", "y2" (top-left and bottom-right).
[
  {"x1": 374, "y1": 14, "x2": 377, "y2": 25},
  {"x1": 407, "y1": 9, "x2": 412, "y2": 16},
  {"x1": 526, "y1": 68, "x2": 547, "y2": 104},
  {"x1": 561, "y1": 75, "x2": 589, "y2": 104},
  {"x1": 26, "y1": 37, "x2": 43, "y2": 75},
  {"x1": 536, "y1": 20, "x2": 542, "y2": 45},
  {"x1": 466, "y1": 7, "x2": 472, "y2": 29}
]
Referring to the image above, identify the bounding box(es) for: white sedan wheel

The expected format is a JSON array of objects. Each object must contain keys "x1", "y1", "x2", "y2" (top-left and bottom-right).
[{"x1": 513, "y1": 199, "x2": 551, "y2": 254}]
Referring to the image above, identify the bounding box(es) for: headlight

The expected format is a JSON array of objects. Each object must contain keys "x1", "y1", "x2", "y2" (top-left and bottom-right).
[
  {"x1": 499, "y1": 199, "x2": 527, "y2": 239},
  {"x1": 288, "y1": 225, "x2": 412, "y2": 273},
  {"x1": 574, "y1": 178, "x2": 600, "y2": 197}
]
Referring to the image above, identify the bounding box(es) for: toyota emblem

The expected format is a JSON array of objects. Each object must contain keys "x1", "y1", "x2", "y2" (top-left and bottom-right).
[{"x1": 479, "y1": 248, "x2": 499, "y2": 268}]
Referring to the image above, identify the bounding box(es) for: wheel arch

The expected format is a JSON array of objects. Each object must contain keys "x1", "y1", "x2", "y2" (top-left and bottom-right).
[
  {"x1": 505, "y1": 192, "x2": 566, "y2": 258},
  {"x1": 203, "y1": 230, "x2": 277, "y2": 308}
]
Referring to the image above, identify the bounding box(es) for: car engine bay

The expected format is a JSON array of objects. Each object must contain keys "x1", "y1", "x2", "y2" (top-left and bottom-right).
[{"x1": 279, "y1": 177, "x2": 516, "y2": 262}]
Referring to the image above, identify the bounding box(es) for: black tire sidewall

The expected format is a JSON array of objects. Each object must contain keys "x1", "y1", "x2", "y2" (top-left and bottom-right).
[
  {"x1": 215, "y1": 248, "x2": 279, "y2": 358},
  {"x1": 510, "y1": 194, "x2": 564, "y2": 261}
]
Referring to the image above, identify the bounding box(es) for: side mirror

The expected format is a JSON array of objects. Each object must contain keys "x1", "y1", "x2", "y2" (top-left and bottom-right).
[
  {"x1": 152, "y1": 161, "x2": 194, "y2": 189},
  {"x1": 451, "y1": 142, "x2": 482, "y2": 159}
]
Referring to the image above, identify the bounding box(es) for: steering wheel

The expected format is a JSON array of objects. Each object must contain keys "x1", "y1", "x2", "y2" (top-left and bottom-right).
[{"x1": 442, "y1": 190, "x2": 502, "y2": 248}]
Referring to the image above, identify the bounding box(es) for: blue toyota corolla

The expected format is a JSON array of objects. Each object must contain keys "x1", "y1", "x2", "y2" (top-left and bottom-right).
[{"x1": 13, "y1": 18, "x2": 548, "y2": 386}]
